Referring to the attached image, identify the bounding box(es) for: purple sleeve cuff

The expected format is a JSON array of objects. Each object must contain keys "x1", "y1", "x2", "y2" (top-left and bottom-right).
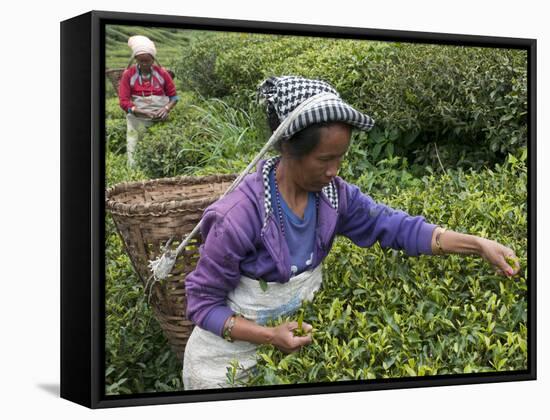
[
  {"x1": 201, "y1": 305, "x2": 235, "y2": 337},
  {"x1": 417, "y1": 222, "x2": 438, "y2": 255}
]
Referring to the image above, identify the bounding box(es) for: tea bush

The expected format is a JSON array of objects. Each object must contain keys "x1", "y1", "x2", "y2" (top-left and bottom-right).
[
  {"x1": 231, "y1": 149, "x2": 527, "y2": 386},
  {"x1": 105, "y1": 141, "x2": 527, "y2": 393},
  {"x1": 176, "y1": 33, "x2": 527, "y2": 169},
  {"x1": 104, "y1": 28, "x2": 528, "y2": 394}
]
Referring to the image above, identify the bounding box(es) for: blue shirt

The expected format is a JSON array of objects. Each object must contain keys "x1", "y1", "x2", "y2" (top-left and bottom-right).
[{"x1": 269, "y1": 168, "x2": 317, "y2": 277}]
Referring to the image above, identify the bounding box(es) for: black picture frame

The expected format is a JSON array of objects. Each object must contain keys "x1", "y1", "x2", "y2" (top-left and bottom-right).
[{"x1": 60, "y1": 10, "x2": 537, "y2": 409}]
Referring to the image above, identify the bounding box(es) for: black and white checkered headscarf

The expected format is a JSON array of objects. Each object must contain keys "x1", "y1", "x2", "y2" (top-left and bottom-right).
[{"x1": 258, "y1": 75, "x2": 375, "y2": 141}]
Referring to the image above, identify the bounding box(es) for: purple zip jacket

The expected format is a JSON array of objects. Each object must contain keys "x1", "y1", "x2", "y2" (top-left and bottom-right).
[{"x1": 185, "y1": 157, "x2": 437, "y2": 337}]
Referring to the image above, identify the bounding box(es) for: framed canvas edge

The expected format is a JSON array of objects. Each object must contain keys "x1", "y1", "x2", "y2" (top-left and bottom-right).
[
  {"x1": 60, "y1": 9, "x2": 537, "y2": 409},
  {"x1": 61, "y1": 11, "x2": 94, "y2": 408}
]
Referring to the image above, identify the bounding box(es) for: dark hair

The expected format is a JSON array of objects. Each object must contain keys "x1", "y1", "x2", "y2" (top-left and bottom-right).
[
  {"x1": 281, "y1": 124, "x2": 329, "y2": 158},
  {"x1": 267, "y1": 104, "x2": 349, "y2": 158}
]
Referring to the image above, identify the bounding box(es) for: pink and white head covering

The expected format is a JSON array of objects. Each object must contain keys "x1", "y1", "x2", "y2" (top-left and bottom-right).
[{"x1": 128, "y1": 35, "x2": 157, "y2": 58}]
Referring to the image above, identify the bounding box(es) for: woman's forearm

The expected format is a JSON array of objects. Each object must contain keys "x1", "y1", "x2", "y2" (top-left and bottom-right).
[
  {"x1": 430, "y1": 226, "x2": 482, "y2": 256},
  {"x1": 166, "y1": 99, "x2": 177, "y2": 110},
  {"x1": 223, "y1": 315, "x2": 313, "y2": 353},
  {"x1": 224, "y1": 315, "x2": 275, "y2": 345},
  {"x1": 430, "y1": 226, "x2": 520, "y2": 277}
]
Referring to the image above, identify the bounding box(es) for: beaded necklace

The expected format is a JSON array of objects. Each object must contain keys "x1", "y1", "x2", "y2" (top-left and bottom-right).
[
  {"x1": 273, "y1": 161, "x2": 319, "y2": 239},
  {"x1": 138, "y1": 66, "x2": 155, "y2": 98}
]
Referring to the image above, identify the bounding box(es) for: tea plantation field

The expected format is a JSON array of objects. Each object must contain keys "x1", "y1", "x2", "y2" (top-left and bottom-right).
[{"x1": 104, "y1": 26, "x2": 528, "y2": 394}]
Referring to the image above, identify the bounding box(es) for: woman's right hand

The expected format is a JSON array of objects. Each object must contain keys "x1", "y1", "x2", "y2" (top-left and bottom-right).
[
  {"x1": 269, "y1": 321, "x2": 313, "y2": 353},
  {"x1": 133, "y1": 108, "x2": 155, "y2": 119}
]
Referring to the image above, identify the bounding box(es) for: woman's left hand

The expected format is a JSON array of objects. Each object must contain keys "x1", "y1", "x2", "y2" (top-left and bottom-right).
[{"x1": 477, "y1": 237, "x2": 520, "y2": 277}]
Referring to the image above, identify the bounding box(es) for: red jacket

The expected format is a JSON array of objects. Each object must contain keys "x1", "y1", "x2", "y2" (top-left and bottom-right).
[{"x1": 118, "y1": 65, "x2": 177, "y2": 112}]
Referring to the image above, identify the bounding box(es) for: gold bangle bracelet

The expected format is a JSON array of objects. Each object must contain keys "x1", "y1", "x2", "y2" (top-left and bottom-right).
[
  {"x1": 223, "y1": 315, "x2": 236, "y2": 342},
  {"x1": 435, "y1": 227, "x2": 447, "y2": 255}
]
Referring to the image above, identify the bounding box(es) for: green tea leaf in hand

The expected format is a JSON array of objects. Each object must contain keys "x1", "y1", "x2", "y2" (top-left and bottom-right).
[{"x1": 504, "y1": 255, "x2": 518, "y2": 267}]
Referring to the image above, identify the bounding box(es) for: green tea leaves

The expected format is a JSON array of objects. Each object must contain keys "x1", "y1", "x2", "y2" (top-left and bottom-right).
[{"x1": 259, "y1": 279, "x2": 268, "y2": 292}]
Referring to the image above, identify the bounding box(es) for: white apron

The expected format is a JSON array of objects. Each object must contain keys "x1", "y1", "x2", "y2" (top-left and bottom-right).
[
  {"x1": 125, "y1": 95, "x2": 169, "y2": 167},
  {"x1": 182, "y1": 264, "x2": 323, "y2": 390}
]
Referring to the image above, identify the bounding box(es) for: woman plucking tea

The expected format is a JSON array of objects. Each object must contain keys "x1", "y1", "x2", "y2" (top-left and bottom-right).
[
  {"x1": 118, "y1": 35, "x2": 179, "y2": 167},
  {"x1": 182, "y1": 76, "x2": 520, "y2": 390}
]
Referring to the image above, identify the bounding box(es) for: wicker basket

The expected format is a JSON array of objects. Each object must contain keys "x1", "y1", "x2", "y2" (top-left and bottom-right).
[
  {"x1": 105, "y1": 68, "x2": 177, "y2": 95},
  {"x1": 105, "y1": 174, "x2": 237, "y2": 360},
  {"x1": 105, "y1": 68, "x2": 125, "y2": 93}
]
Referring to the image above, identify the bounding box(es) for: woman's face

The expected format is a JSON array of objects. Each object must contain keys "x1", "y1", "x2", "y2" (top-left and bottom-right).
[
  {"x1": 288, "y1": 122, "x2": 351, "y2": 192},
  {"x1": 135, "y1": 54, "x2": 154, "y2": 73}
]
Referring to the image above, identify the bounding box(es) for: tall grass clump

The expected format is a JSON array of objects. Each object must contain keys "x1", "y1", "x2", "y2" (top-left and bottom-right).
[{"x1": 134, "y1": 94, "x2": 270, "y2": 178}]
